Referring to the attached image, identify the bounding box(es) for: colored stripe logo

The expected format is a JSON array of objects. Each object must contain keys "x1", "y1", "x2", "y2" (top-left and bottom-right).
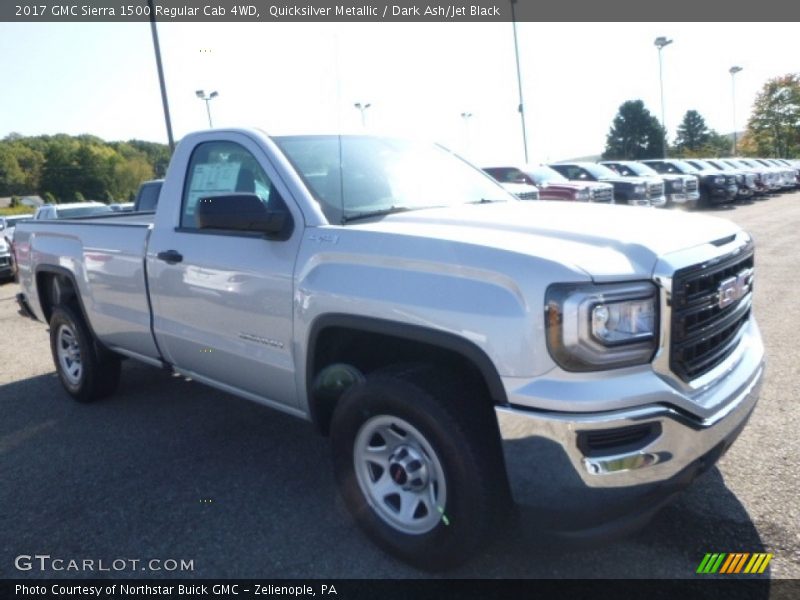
[{"x1": 696, "y1": 553, "x2": 773, "y2": 574}]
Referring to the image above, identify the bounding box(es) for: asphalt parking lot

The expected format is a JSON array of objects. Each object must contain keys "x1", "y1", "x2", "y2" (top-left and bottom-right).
[{"x1": 1, "y1": 193, "x2": 799, "y2": 580}]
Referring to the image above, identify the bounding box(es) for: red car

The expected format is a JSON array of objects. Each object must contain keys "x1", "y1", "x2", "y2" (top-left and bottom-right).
[{"x1": 484, "y1": 165, "x2": 614, "y2": 203}]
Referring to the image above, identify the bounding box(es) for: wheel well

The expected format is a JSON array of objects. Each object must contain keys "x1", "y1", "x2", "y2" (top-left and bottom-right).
[
  {"x1": 37, "y1": 271, "x2": 80, "y2": 323},
  {"x1": 308, "y1": 323, "x2": 505, "y2": 435}
]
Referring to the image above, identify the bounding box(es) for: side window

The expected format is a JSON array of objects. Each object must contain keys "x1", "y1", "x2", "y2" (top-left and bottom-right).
[{"x1": 181, "y1": 141, "x2": 281, "y2": 229}]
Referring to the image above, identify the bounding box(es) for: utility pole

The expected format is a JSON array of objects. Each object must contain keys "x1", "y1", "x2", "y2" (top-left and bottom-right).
[
  {"x1": 654, "y1": 36, "x2": 673, "y2": 158},
  {"x1": 729, "y1": 66, "x2": 743, "y2": 155}
]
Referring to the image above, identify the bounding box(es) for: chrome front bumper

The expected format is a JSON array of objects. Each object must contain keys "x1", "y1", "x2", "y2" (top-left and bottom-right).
[{"x1": 494, "y1": 329, "x2": 764, "y2": 532}]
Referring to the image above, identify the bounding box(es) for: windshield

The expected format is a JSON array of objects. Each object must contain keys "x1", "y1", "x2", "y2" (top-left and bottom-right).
[
  {"x1": 526, "y1": 165, "x2": 569, "y2": 184},
  {"x1": 686, "y1": 159, "x2": 716, "y2": 171},
  {"x1": 275, "y1": 136, "x2": 515, "y2": 223},
  {"x1": 608, "y1": 162, "x2": 658, "y2": 177},
  {"x1": 56, "y1": 205, "x2": 113, "y2": 219},
  {"x1": 706, "y1": 160, "x2": 733, "y2": 171},
  {"x1": 579, "y1": 163, "x2": 620, "y2": 179},
  {"x1": 625, "y1": 162, "x2": 659, "y2": 176}
]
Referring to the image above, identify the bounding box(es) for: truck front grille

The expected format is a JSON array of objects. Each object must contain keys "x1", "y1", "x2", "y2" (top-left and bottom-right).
[
  {"x1": 592, "y1": 188, "x2": 613, "y2": 203},
  {"x1": 517, "y1": 190, "x2": 539, "y2": 200},
  {"x1": 670, "y1": 247, "x2": 754, "y2": 382},
  {"x1": 648, "y1": 183, "x2": 664, "y2": 199}
]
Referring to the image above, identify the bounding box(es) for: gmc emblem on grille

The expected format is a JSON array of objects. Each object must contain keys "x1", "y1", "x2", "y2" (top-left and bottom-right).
[{"x1": 718, "y1": 270, "x2": 753, "y2": 309}]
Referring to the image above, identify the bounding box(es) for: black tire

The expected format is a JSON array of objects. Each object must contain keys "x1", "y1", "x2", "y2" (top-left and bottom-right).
[
  {"x1": 49, "y1": 304, "x2": 121, "y2": 402},
  {"x1": 330, "y1": 363, "x2": 509, "y2": 570}
]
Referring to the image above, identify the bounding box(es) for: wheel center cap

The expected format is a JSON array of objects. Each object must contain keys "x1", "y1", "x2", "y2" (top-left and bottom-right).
[
  {"x1": 389, "y1": 463, "x2": 407, "y2": 485},
  {"x1": 388, "y1": 445, "x2": 429, "y2": 492}
]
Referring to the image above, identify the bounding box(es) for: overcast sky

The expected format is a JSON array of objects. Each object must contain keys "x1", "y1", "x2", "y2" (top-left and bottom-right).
[{"x1": 1, "y1": 22, "x2": 797, "y2": 164}]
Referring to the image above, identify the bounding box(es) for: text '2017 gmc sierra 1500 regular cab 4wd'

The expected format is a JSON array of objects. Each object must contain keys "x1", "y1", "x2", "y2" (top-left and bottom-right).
[{"x1": 14, "y1": 129, "x2": 764, "y2": 570}]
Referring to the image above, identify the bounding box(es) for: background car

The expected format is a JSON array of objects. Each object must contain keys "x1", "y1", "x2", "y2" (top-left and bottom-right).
[
  {"x1": 33, "y1": 202, "x2": 114, "y2": 220},
  {"x1": 109, "y1": 202, "x2": 135, "y2": 212},
  {"x1": 642, "y1": 159, "x2": 736, "y2": 207},
  {"x1": 548, "y1": 161, "x2": 651, "y2": 206},
  {"x1": 0, "y1": 214, "x2": 33, "y2": 244},
  {"x1": 133, "y1": 179, "x2": 164, "y2": 212},
  {"x1": 597, "y1": 160, "x2": 671, "y2": 207},
  {"x1": 0, "y1": 236, "x2": 13, "y2": 281},
  {"x1": 484, "y1": 165, "x2": 614, "y2": 203},
  {"x1": 722, "y1": 159, "x2": 772, "y2": 195},
  {"x1": 693, "y1": 159, "x2": 757, "y2": 202}
]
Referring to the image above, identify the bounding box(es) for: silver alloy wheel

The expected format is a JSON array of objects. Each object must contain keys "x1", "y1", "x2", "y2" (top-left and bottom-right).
[
  {"x1": 353, "y1": 415, "x2": 447, "y2": 535},
  {"x1": 56, "y1": 324, "x2": 82, "y2": 385}
]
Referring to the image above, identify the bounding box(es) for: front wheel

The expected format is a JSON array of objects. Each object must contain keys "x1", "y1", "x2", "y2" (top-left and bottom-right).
[
  {"x1": 50, "y1": 305, "x2": 121, "y2": 402},
  {"x1": 330, "y1": 364, "x2": 508, "y2": 570}
]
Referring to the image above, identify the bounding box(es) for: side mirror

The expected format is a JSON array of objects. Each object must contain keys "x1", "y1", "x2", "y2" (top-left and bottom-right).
[{"x1": 196, "y1": 194, "x2": 292, "y2": 239}]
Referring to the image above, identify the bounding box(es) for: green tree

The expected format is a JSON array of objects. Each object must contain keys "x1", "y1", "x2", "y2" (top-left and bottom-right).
[
  {"x1": 0, "y1": 145, "x2": 27, "y2": 195},
  {"x1": 602, "y1": 100, "x2": 665, "y2": 159},
  {"x1": 674, "y1": 110, "x2": 711, "y2": 153},
  {"x1": 744, "y1": 73, "x2": 800, "y2": 157}
]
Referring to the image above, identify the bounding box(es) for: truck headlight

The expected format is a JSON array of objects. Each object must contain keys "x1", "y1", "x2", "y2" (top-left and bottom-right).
[
  {"x1": 545, "y1": 282, "x2": 658, "y2": 371},
  {"x1": 576, "y1": 188, "x2": 591, "y2": 201}
]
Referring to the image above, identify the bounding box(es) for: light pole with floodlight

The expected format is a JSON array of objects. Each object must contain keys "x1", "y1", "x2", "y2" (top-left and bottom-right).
[
  {"x1": 729, "y1": 66, "x2": 743, "y2": 155},
  {"x1": 354, "y1": 102, "x2": 371, "y2": 128},
  {"x1": 195, "y1": 90, "x2": 219, "y2": 128}
]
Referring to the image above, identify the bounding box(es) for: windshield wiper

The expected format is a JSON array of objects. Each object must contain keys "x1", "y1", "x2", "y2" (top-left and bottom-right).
[{"x1": 342, "y1": 206, "x2": 413, "y2": 223}]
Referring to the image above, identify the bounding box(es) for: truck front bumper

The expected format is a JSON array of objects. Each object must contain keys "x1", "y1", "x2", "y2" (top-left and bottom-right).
[{"x1": 495, "y1": 341, "x2": 763, "y2": 538}]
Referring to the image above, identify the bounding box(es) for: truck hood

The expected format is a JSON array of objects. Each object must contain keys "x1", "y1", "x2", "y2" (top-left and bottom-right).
[{"x1": 348, "y1": 201, "x2": 741, "y2": 281}]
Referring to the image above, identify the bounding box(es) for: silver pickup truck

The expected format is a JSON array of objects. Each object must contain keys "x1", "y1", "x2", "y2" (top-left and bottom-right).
[{"x1": 14, "y1": 129, "x2": 764, "y2": 570}]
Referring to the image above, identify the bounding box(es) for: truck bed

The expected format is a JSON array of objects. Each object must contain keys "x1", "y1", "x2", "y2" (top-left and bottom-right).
[{"x1": 14, "y1": 214, "x2": 161, "y2": 362}]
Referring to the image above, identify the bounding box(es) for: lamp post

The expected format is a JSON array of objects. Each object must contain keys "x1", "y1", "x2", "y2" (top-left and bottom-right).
[
  {"x1": 354, "y1": 102, "x2": 371, "y2": 128},
  {"x1": 195, "y1": 90, "x2": 219, "y2": 128},
  {"x1": 510, "y1": 0, "x2": 528, "y2": 162},
  {"x1": 729, "y1": 66, "x2": 743, "y2": 155},
  {"x1": 654, "y1": 36, "x2": 673, "y2": 158}
]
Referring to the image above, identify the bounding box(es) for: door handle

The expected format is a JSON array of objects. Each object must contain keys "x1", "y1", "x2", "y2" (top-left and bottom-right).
[{"x1": 156, "y1": 250, "x2": 183, "y2": 264}]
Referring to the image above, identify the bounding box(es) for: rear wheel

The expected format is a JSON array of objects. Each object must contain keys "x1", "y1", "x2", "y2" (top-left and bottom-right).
[
  {"x1": 50, "y1": 305, "x2": 121, "y2": 402},
  {"x1": 330, "y1": 364, "x2": 509, "y2": 570}
]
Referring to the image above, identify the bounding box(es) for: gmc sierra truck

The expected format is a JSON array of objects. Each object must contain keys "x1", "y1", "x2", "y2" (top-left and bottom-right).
[
  {"x1": 14, "y1": 129, "x2": 764, "y2": 570},
  {"x1": 548, "y1": 162, "x2": 653, "y2": 206}
]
